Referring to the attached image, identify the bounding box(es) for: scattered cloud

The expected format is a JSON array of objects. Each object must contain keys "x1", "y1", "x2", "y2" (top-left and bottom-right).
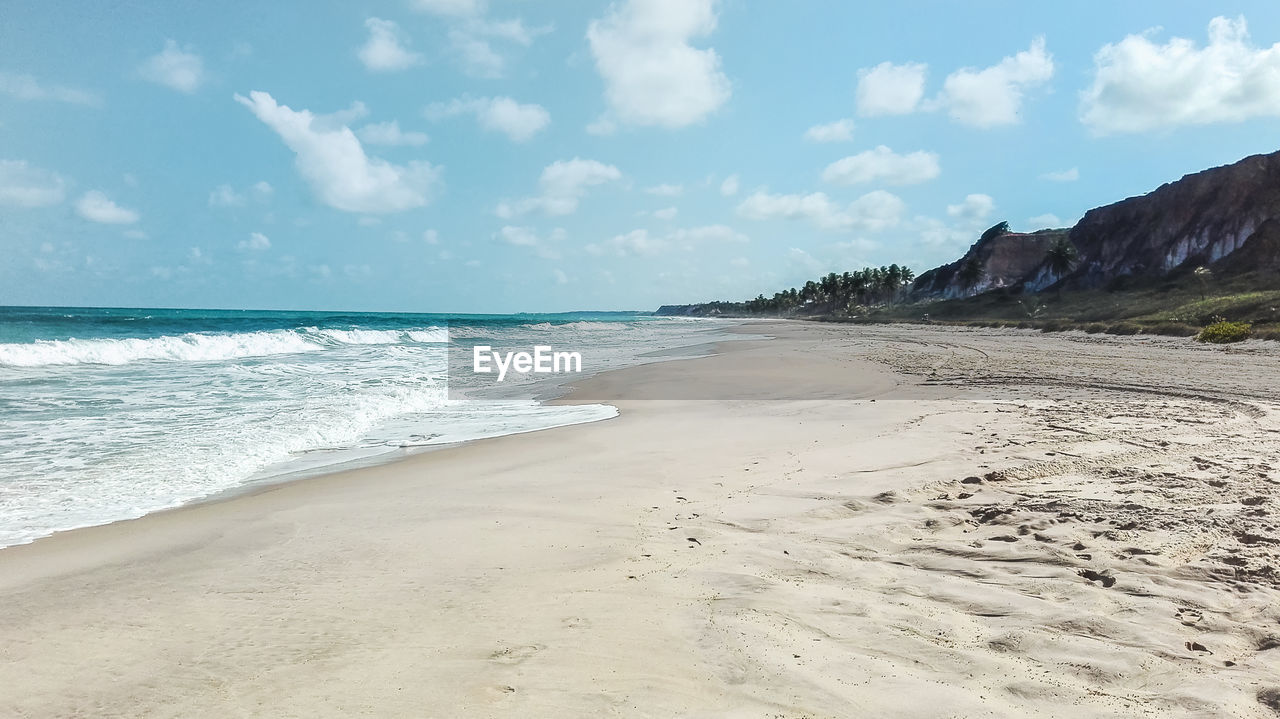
[
  {"x1": 804, "y1": 119, "x2": 855, "y2": 142},
  {"x1": 0, "y1": 72, "x2": 100, "y2": 106},
  {"x1": 139, "y1": 40, "x2": 205, "y2": 93},
  {"x1": 644, "y1": 183, "x2": 683, "y2": 197},
  {"x1": 933, "y1": 37, "x2": 1053, "y2": 127},
  {"x1": 587, "y1": 0, "x2": 730, "y2": 128},
  {"x1": 586, "y1": 116, "x2": 617, "y2": 136},
  {"x1": 720, "y1": 174, "x2": 740, "y2": 197},
  {"x1": 359, "y1": 18, "x2": 423, "y2": 72},
  {"x1": 586, "y1": 223, "x2": 746, "y2": 257},
  {"x1": 497, "y1": 158, "x2": 621, "y2": 217},
  {"x1": 821, "y1": 146, "x2": 940, "y2": 186},
  {"x1": 0, "y1": 160, "x2": 66, "y2": 207},
  {"x1": 412, "y1": 0, "x2": 548, "y2": 78},
  {"x1": 496, "y1": 225, "x2": 565, "y2": 259},
  {"x1": 76, "y1": 190, "x2": 139, "y2": 224},
  {"x1": 1040, "y1": 167, "x2": 1079, "y2": 182},
  {"x1": 1028, "y1": 213, "x2": 1063, "y2": 228},
  {"x1": 356, "y1": 120, "x2": 429, "y2": 146},
  {"x1": 208, "y1": 180, "x2": 273, "y2": 207},
  {"x1": 235, "y1": 90, "x2": 441, "y2": 213},
  {"x1": 1081, "y1": 16, "x2": 1280, "y2": 134},
  {"x1": 237, "y1": 232, "x2": 271, "y2": 251},
  {"x1": 423, "y1": 229, "x2": 440, "y2": 244},
  {"x1": 736, "y1": 189, "x2": 904, "y2": 232},
  {"x1": 553, "y1": 268, "x2": 569, "y2": 285},
  {"x1": 654, "y1": 206, "x2": 678, "y2": 220},
  {"x1": 946, "y1": 193, "x2": 995, "y2": 221},
  {"x1": 857, "y1": 61, "x2": 927, "y2": 116},
  {"x1": 426, "y1": 95, "x2": 550, "y2": 142}
]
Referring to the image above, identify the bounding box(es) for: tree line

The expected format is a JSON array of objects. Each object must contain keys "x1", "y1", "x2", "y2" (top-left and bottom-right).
[{"x1": 743, "y1": 264, "x2": 916, "y2": 314}]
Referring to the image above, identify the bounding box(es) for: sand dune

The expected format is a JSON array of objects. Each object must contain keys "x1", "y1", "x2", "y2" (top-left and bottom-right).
[{"x1": 1, "y1": 322, "x2": 1278, "y2": 717}]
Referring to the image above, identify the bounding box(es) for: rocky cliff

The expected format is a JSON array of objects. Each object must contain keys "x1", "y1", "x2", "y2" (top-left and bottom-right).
[
  {"x1": 1057, "y1": 151, "x2": 1280, "y2": 290},
  {"x1": 914, "y1": 149, "x2": 1280, "y2": 299},
  {"x1": 912, "y1": 229, "x2": 1067, "y2": 300}
]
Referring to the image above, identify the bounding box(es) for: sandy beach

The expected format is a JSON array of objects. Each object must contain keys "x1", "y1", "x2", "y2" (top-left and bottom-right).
[{"x1": 2, "y1": 321, "x2": 1279, "y2": 718}]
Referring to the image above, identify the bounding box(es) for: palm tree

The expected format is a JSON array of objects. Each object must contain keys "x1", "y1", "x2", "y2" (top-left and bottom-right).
[
  {"x1": 1045, "y1": 238, "x2": 1079, "y2": 281},
  {"x1": 957, "y1": 257, "x2": 984, "y2": 294}
]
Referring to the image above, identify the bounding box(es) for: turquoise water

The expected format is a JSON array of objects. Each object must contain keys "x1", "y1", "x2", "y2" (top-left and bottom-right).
[{"x1": 0, "y1": 306, "x2": 724, "y2": 547}]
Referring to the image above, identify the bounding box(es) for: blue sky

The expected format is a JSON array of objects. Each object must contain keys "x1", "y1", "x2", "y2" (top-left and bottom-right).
[{"x1": 3, "y1": 1, "x2": 1280, "y2": 312}]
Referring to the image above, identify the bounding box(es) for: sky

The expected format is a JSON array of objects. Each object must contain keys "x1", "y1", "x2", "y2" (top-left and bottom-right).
[{"x1": 3, "y1": 1, "x2": 1280, "y2": 313}]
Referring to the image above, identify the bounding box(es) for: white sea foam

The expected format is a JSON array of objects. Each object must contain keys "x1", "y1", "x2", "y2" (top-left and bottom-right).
[
  {"x1": 0, "y1": 315, "x2": 734, "y2": 548},
  {"x1": 0, "y1": 330, "x2": 323, "y2": 367},
  {"x1": 521, "y1": 321, "x2": 630, "y2": 331},
  {"x1": 0, "y1": 325, "x2": 449, "y2": 367}
]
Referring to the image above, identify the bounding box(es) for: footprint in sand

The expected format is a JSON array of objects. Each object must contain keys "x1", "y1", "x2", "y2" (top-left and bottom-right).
[{"x1": 489, "y1": 644, "x2": 545, "y2": 665}]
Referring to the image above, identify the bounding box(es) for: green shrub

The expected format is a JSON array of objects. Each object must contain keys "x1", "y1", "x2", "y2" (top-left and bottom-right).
[
  {"x1": 1250, "y1": 326, "x2": 1280, "y2": 342},
  {"x1": 1039, "y1": 319, "x2": 1068, "y2": 332},
  {"x1": 1106, "y1": 322, "x2": 1142, "y2": 335},
  {"x1": 1084, "y1": 322, "x2": 1107, "y2": 334},
  {"x1": 1148, "y1": 322, "x2": 1198, "y2": 337},
  {"x1": 1196, "y1": 321, "x2": 1252, "y2": 344}
]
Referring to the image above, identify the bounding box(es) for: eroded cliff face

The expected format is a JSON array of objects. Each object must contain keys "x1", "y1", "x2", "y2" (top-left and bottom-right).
[
  {"x1": 912, "y1": 150, "x2": 1280, "y2": 300},
  {"x1": 1064, "y1": 151, "x2": 1280, "y2": 288},
  {"x1": 912, "y1": 230, "x2": 1066, "y2": 300}
]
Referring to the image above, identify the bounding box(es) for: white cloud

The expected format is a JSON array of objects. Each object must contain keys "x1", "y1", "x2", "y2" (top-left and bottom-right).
[
  {"x1": 586, "y1": 116, "x2": 617, "y2": 136},
  {"x1": 668, "y1": 224, "x2": 748, "y2": 244},
  {"x1": 76, "y1": 190, "x2": 139, "y2": 224},
  {"x1": 498, "y1": 225, "x2": 539, "y2": 247},
  {"x1": 357, "y1": 120, "x2": 429, "y2": 146},
  {"x1": 426, "y1": 96, "x2": 550, "y2": 142},
  {"x1": 359, "y1": 18, "x2": 423, "y2": 72},
  {"x1": 238, "y1": 232, "x2": 271, "y2": 251},
  {"x1": 1028, "y1": 213, "x2": 1063, "y2": 228},
  {"x1": 496, "y1": 225, "x2": 565, "y2": 259},
  {"x1": 0, "y1": 72, "x2": 100, "y2": 106},
  {"x1": 935, "y1": 37, "x2": 1053, "y2": 127},
  {"x1": 315, "y1": 101, "x2": 370, "y2": 129},
  {"x1": 946, "y1": 193, "x2": 995, "y2": 221},
  {"x1": 139, "y1": 40, "x2": 205, "y2": 93},
  {"x1": 414, "y1": 0, "x2": 547, "y2": 79},
  {"x1": 846, "y1": 190, "x2": 908, "y2": 232},
  {"x1": 804, "y1": 119, "x2": 855, "y2": 142},
  {"x1": 1040, "y1": 167, "x2": 1079, "y2": 182},
  {"x1": 586, "y1": 223, "x2": 745, "y2": 257},
  {"x1": 1081, "y1": 16, "x2": 1280, "y2": 134},
  {"x1": 447, "y1": 29, "x2": 504, "y2": 78},
  {"x1": 736, "y1": 189, "x2": 904, "y2": 232},
  {"x1": 857, "y1": 62, "x2": 927, "y2": 116},
  {"x1": 587, "y1": 0, "x2": 731, "y2": 128},
  {"x1": 235, "y1": 90, "x2": 440, "y2": 214},
  {"x1": 654, "y1": 206, "x2": 678, "y2": 220},
  {"x1": 644, "y1": 183, "x2": 683, "y2": 196},
  {"x1": 424, "y1": 229, "x2": 440, "y2": 244},
  {"x1": 821, "y1": 146, "x2": 940, "y2": 186},
  {"x1": 0, "y1": 160, "x2": 66, "y2": 207},
  {"x1": 208, "y1": 180, "x2": 273, "y2": 207},
  {"x1": 498, "y1": 158, "x2": 622, "y2": 217},
  {"x1": 720, "y1": 174, "x2": 739, "y2": 197},
  {"x1": 553, "y1": 268, "x2": 569, "y2": 285}
]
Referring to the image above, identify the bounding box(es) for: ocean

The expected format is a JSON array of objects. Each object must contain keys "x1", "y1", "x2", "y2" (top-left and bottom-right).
[{"x1": 0, "y1": 306, "x2": 735, "y2": 548}]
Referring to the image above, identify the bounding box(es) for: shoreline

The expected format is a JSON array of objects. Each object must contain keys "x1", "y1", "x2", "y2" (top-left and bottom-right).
[
  {"x1": 3, "y1": 321, "x2": 1278, "y2": 717},
  {"x1": 0, "y1": 318, "x2": 760, "y2": 552}
]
